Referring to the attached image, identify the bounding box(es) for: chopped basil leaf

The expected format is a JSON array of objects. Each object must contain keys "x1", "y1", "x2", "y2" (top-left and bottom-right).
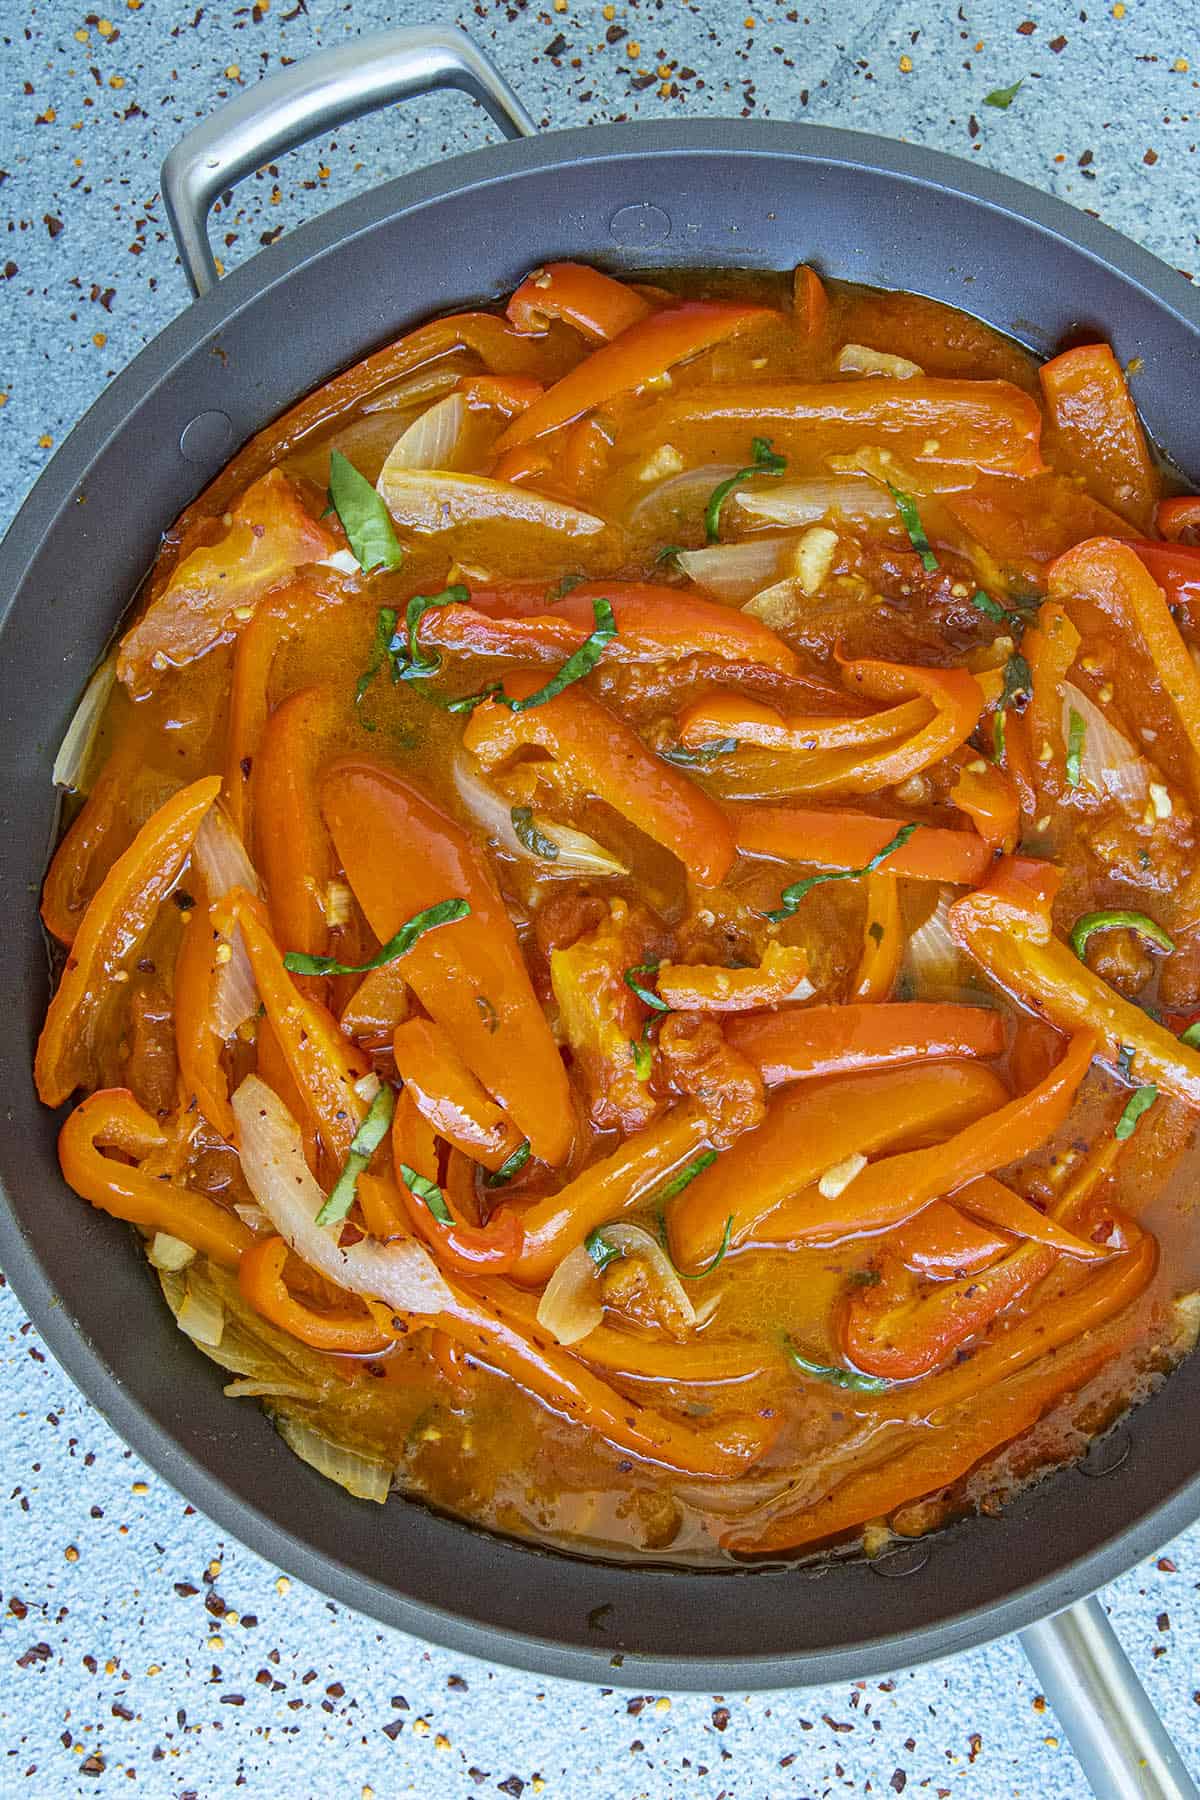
[
  {"x1": 984, "y1": 78, "x2": 1024, "y2": 109},
  {"x1": 1066, "y1": 706, "x2": 1086, "y2": 788},
  {"x1": 1115, "y1": 1085, "x2": 1157, "y2": 1140},
  {"x1": 674, "y1": 1213, "x2": 733, "y2": 1281},
  {"x1": 660, "y1": 737, "x2": 739, "y2": 766},
  {"x1": 315, "y1": 1085, "x2": 396, "y2": 1226},
  {"x1": 390, "y1": 585, "x2": 469, "y2": 681},
  {"x1": 992, "y1": 706, "x2": 1007, "y2": 764},
  {"x1": 484, "y1": 1139, "x2": 531, "y2": 1187},
  {"x1": 510, "y1": 806, "x2": 561, "y2": 861},
  {"x1": 766, "y1": 822, "x2": 918, "y2": 922},
  {"x1": 887, "y1": 484, "x2": 939, "y2": 573},
  {"x1": 704, "y1": 437, "x2": 787, "y2": 543},
  {"x1": 970, "y1": 589, "x2": 1009, "y2": 624},
  {"x1": 547, "y1": 572, "x2": 586, "y2": 598},
  {"x1": 355, "y1": 606, "x2": 398, "y2": 709},
  {"x1": 1180, "y1": 1020, "x2": 1200, "y2": 1049},
  {"x1": 624, "y1": 960, "x2": 671, "y2": 1012},
  {"x1": 327, "y1": 450, "x2": 404, "y2": 575},
  {"x1": 440, "y1": 682, "x2": 504, "y2": 715},
  {"x1": 496, "y1": 598, "x2": 617, "y2": 711},
  {"x1": 653, "y1": 1150, "x2": 718, "y2": 1206},
  {"x1": 1069, "y1": 908, "x2": 1175, "y2": 962},
  {"x1": 283, "y1": 896, "x2": 470, "y2": 976},
  {"x1": 785, "y1": 1342, "x2": 888, "y2": 1392},
  {"x1": 630, "y1": 1037, "x2": 653, "y2": 1081},
  {"x1": 654, "y1": 544, "x2": 684, "y2": 565},
  {"x1": 398, "y1": 1161, "x2": 454, "y2": 1224},
  {"x1": 585, "y1": 1227, "x2": 623, "y2": 1272},
  {"x1": 999, "y1": 651, "x2": 1033, "y2": 712}
]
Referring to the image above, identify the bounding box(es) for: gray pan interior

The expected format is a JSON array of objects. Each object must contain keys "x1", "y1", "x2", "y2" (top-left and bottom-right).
[{"x1": 2, "y1": 120, "x2": 1199, "y2": 1689}]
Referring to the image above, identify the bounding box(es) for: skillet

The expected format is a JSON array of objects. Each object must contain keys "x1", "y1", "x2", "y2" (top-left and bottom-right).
[{"x1": 1, "y1": 26, "x2": 1198, "y2": 1797}]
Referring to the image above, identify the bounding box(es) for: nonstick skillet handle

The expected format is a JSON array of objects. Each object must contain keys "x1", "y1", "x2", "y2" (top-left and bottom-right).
[
  {"x1": 1019, "y1": 1596, "x2": 1199, "y2": 1800},
  {"x1": 161, "y1": 25, "x2": 535, "y2": 297}
]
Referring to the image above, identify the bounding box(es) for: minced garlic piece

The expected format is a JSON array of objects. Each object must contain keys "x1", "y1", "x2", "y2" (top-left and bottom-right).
[
  {"x1": 817, "y1": 1152, "x2": 867, "y2": 1200},
  {"x1": 836, "y1": 342, "x2": 923, "y2": 379},
  {"x1": 1149, "y1": 782, "x2": 1172, "y2": 820},
  {"x1": 637, "y1": 443, "x2": 685, "y2": 482},
  {"x1": 793, "y1": 525, "x2": 839, "y2": 596}
]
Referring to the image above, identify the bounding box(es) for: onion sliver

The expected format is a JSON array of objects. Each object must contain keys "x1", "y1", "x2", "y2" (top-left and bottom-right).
[
  {"x1": 603, "y1": 1223, "x2": 696, "y2": 1333},
  {"x1": 735, "y1": 476, "x2": 894, "y2": 529},
  {"x1": 536, "y1": 1244, "x2": 603, "y2": 1345},
  {"x1": 453, "y1": 749, "x2": 628, "y2": 876},
  {"x1": 382, "y1": 392, "x2": 467, "y2": 471},
  {"x1": 376, "y1": 465, "x2": 604, "y2": 538},
  {"x1": 232, "y1": 1075, "x2": 456, "y2": 1317},
  {"x1": 53, "y1": 652, "x2": 117, "y2": 793},
  {"x1": 626, "y1": 462, "x2": 741, "y2": 529},
  {"x1": 1060, "y1": 679, "x2": 1149, "y2": 810},
  {"x1": 193, "y1": 804, "x2": 261, "y2": 1038},
  {"x1": 677, "y1": 538, "x2": 798, "y2": 605}
]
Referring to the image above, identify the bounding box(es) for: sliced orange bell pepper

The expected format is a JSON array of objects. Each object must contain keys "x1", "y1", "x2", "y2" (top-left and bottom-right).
[
  {"x1": 548, "y1": 899, "x2": 664, "y2": 1134},
  {"x1": 949, "y1": 1173, "x2": 1109, "y2": 1259},
  {"x1": 59, "y1": 1088, "x2": 253, "y2": 1267},
  {"x1": 1155, "y1": 497, "x2": 1200, "y2": 545},
  {"x1": 320, "y1": 759, "x2": 574, "y2": 1165},
  {"x1": 488, "y1": 444, "x2": 556, "y2": 486},
  {"x1": 668, "y1": 1061, "x2": 1008, "y2": 1269},
  {"x1": 950, "y1": 858, "x2": 1200, "y2": 1109},
  {"x1": 852, "y1": 871, "x2": 903, "y2": 1002},
  {"x1": 725, "y1": 1002, "x2": 1005, "y2": 1089},
  {"x1": 216, "y1": 886, "x2": 370, "y2": 1162},
  {"x1": 732, "y1": 804, "x2": 992, "y2": 886},
  {"x1": 623, "y1": 377, "x2": 1046, "y2": 476},
  {"x1": 944, "y1": 471, "x2": 1137, "y2": 585},
  {"x1": 656, "y1": 940, "x2": 811, "y2": 1012},
  {"x1": 506, "y1": 261, "x2": 652, "y2": 343},
  {"x1": 388, "y1": 1088, "x2": 525, "y2": 1276},
  {"x1": 557, "y1": 414, "x2": 612, "y2": 500},
  {"x1": 889, "y1": 1200, "x2": 1012, "y2": 1278},
  {"x1": 793, "y1": 264, "x2": 829, "y2": 341},
  {"x1": 36, "y1": 775, "x2": 221, "y2": 1107},
  {"x1": 172, "y1": 879, "x2": 235, "y2": 1140},
  {"x1": 1039, "y1": 342, "x2": 1157, "y2": 530},
  {"x1": 420, "y1": 582, "x2": 798, "y2": 673},
  {"x1": 505, "y1": 1102, "x2": 712, "y2": 1285},
  {"x1": 949, "y1": 758, "x2": 1019, "y2": 852},
  {"x1": 462, "y1": 675, "x2": 737, "y2": 887},
  {"x1": 256, "y1": 1014, "x2": 321, "y2": 1174},
  {"x1": 495, "y1": 301, "x2": 778, "y2": 450},
  {"x1": 1022, "y1": 599, "x2": 1081, "y2": 787},
  {"x1": 118, "y1": 472, "x2": 336, "y2": 698},
  {"x1": 392, "y1": 1016, "x2": 525, "y2": 1171},
  {"x1": 456, "y1": 373, "x2": 546, "y2": 417},
  {"x1": 239, "y1": 1234, "x2": 392, "y2": 1352},
  {"x1": 41, "y1": 740, "x2": 180, "y2": 946},
  {"x1": 338, "y1": 961, "x2": 411, "y2": 1042},
  {"x1": 251, "y1": 684, "x2": 341, "y2": 964}
]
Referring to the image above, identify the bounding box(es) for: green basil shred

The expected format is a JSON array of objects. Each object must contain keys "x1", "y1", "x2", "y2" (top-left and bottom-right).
[
  {"x1": 624, "y1": 961, "x2": 671, "y2": 1012},
  {"x1": 484, "y1": 1140, "x2": 531, "y2": 1188},
  {"x1": 785, "y1": 1342, "x2": 888, "y2": 1392},
  {"x1": 970, "y1": 590, "x2": 1009, "y2": 624},
  {"x1": 674, "y1": 1214, "x2": 733, "y2": 1281},
  {"x1": 1069, "y1": 909, "x2": 1175, "y2": 962},
  {"x1": 1066, "y1": 706, "x2": 1087, "y2": 788},
  {"x1": 327, "y1": 450, "x2": 405, "y2": 575},
  {"x1": 390, "y1": 585, "x2": 469, "y2": 681},
  {"x1": 500, "y1": 597, "x2": 617, "y2": 711},
  {"x1": 1115, "y1": 1085, "x2": 1157, "y2": 1141},
  {"x1": 887, "y1": 485, "x2": 939, "y2": 573},
  {"x1": 398, "y1": 1162, "x2": 453, "y2": 1224},
  {"x1": 766, "y1": 823, "x2": 918, "y2": 922},
  {"x1": 585, "y1": 1228, "x2": 623, "y2": 1272},
  {"x1": 630, "y1": 1038, "x2": 653, "y2": 1081},
  {"x1": 355, "y1": 605, "x2": 398, "y2": 711},
  {"x1": 510, "y1": 807, "x2": 560, "y2": 862},
  {"x1": 1180, "y1": 1021, "x2": 1200, "y2": 1050},
  {"x1": 704, "y1": 438, "x2": 787, "y2": 542},
  {"x1": 316, "y1": 1085, "x2": 396, "y2": 1226},
  {"x1": 660, "y1": 737, "x2": 739, "y2": 766},
  {"x1": 653, "y1": 1151, "x2": 718, "y2": 1206},
  {"x1": 283, "y1": 896, "x2": 470, "y2": 977}
]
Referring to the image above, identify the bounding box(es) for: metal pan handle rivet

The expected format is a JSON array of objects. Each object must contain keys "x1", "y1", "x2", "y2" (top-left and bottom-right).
[
  {"x1": 178, "y1": 410, "x2": 236, "y2": 465},
  {"x1": 867, "y1": 1543, "x2": 930, "y2": 1579},
  {"x1": 161, "y1": 26, "x2": 535, "y2": 298},
  {"x1": 608, "y1": 202, "x2": 673, "y2": 246}
]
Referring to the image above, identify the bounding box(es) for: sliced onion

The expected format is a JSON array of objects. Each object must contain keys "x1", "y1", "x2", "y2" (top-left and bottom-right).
[
  {"x1": 626, "y1": 462, "x2": 741, "y2": 529},
  {"x1": 453, "y1": 749, "x2": 628, "y2": 876},
  {"x1": 536, "y1": 1243, "x2": 604, "y2": 1345},
  {"x1": 376, "y1": 464, "x2": 604, "y2": 538},
  {"x1": 319, "y1": 548, "x2": 361, "y2": 577},
  {"x1": 232, "y1": 1075, "x2": 456, "y2": 1317},
  {"x1": 382, "y1": 392, "x2": 467, "y2": 471},
  {"x1": 735, "y1": 476, "x2": 895, "y2": 528},
  {"x1": 193, "y1": 803, "x2": 261, "y2": 1039},
  {"x1": 904, "y1": 890, "x2": 965, "y2": 993},
  {"x1": 676, "y1": 538, "x2": 798, "y2": 605},
  {"x1": 274, "y1": 1412, "x2": 392, "y2": 1503},
  {"x1": 232, "y1": 1200, "x2": 272, "y2": 1234},
  {"x1": 176, "y1": 1267, "x2": 225, "y2": 1347},
  {"x1": 602, "y1": 1224, "x2": 696, "y2": 1334},
  {"x1": 223, "y1": 1377, "x2": 324, "y2": 1401},
  {"x1": 836, "y1": 343, "x2": 923, "y2": 379},
  {"x1": 147, "y1": 1231, "x2": 196, "y2": 1273},
  {"x1": 1060, "y1": 680, "x2": 1149, "y2": 809},
  {"x1": 53, "y1": 651, "x2": 117, "y2": 793},
  {"x1": 359, "y1": 359, "x2": 469, "y2": 415}
]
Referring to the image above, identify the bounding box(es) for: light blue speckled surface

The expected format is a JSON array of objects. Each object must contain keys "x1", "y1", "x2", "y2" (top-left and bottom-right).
[{"x1": 2, "y1": 1, "x2": 1199, "y2": 1793}]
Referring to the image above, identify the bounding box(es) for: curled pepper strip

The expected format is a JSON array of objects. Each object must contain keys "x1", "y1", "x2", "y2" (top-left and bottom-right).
[
  {"x1": 456, "y1": 374, "x2": 546, "y2": 417},
  {"x1": 495, "y1": 300, "x2": 778, "y2": 451},
  {"x1": 42, "y1": 739, "x2": 178, "y2": 946},
  {"x1": 851, "y1": 871, "x2": 903, "y2": 1003},
  {"x1": 238, "y1": 1235, "x2": 392, "y2": 1352},
  {"x1": 1154, "y1": 497, "x2": 1200, "y2": 545},
  {"x1": 950, "y1": 859, "x2": 1200, "y2": 1111},
  {"x1": 251, "y1": 684, "x2": 343, "y2": 965},
  {"x1": 655, "y1": 941, "x2": 811, "y2": 1013},
  {"x1": 463, "y1": 675, "x2": 737, "y2": 887},
  {"x1": 392, "y1": 1016, "x2": 526, "y2": 1172},
  {"x1": 321, "y1": 759, "x2": 574, "y2": 1166},
  {"x1": 172, "y1": 877, "x2": 235, "y2": 1140},
  {"x1": 724, "y1": 1002, "x2": 1005, "y2": 1090},
  {"x1": 1132, "y1": 539, "x2": 1200, "y2": 615},
  {"x1": 732, "y1": 804, "x2": 991, "y2": 887},
  {"x1": 668, "y1": 1061, "x2": 1008, "y2": 1271},
  {"x1": 1022, "y1": 600, "x2": 1081, "y2": 788},
  {"x1": 59, "y1": 1089, "x2": 253, "y2": 1268},
  {"x1": 36, "y1": 775, "x2": 222, "y2": 1108},
  {"x1": 506, "y1": 262, "x2": 652, "y2": 343},
  {"x1": 889, "y1": 1201, "x2": 1013, "y2": 1279},
  {"x1": 388, "y1": 1088, "x2": 524, "y2": 1276},
  {"x1": 1039, "y1": 342, "x2": 1158, "y2": 530},
  {"x1": 949, "y1": 758, "x2": 1020, "y2": 852}
]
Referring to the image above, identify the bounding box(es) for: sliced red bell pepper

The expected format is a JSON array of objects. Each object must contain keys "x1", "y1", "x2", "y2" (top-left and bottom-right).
[
  {"x1": 949, "y1": 757, "x2": 1020, "y2": 851},
  {"x1": 1155, "y1": 497, "x2": 1200, "y2": 545},
  {"x1": 239, "y1": 1234, "x2": 392, "y2": 1352},
  {"x1": 456, "y1": 373, "x2": 546, "y2": 417},
  {"x1": 1039, "y1": 342, "x2": 1158, "y2": 530},
  {"x1": 506, "y1": 262, "x2": 652, "y2": 343},
  {"x1": 462, "y1": 675, "x2": 737, "y2": 886},
  {"x1": 725, "y1": 1002, "x2": 1005, "y2": 1088},
  {"x1": 793, "y1": 264, "x2": 829, "y2": 342},
  {"x1": 1022, "y1": 599, "x2": 1081, "y2": 788},
  {"x1": 1130, "y1": 539, "x2": 1200, "y2": 612},
  {"x1": 656, "y1": 940, "x2": 811, "y2": 1012},
  {"x1": 732, "y1": 804, "x2": 992, "y2": 886},
  {"x1": 172, "y1": 876, "x2": 235, "y2": 1140},
  {"x1": 851, "y1": 871, "x2": 903, "y2": 1002},
  {"x1": 389, "y1": 1087, "x2": 525, "y2": 1276},
  {"x1": 391, "y1": 1016, "x2": 526, "y2": 1172}
]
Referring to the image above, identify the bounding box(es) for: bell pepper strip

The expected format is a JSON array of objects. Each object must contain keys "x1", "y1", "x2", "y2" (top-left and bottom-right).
[
  {"x1": 238, "y1": 1234, "x2": 392, "y2": 1352},
  {"x1": 852, "y1": 872, "x2": 904, "y2": 1002},
  {"x1": 58, "y1": 1088, "x2": 253, "y2": 1267},
  {"x1": 1156, "y1": 497, "x2": 1200, "y2": 545},
  {"x1": 995, "y1": 705, "x2": 1038, "y2": 817},
  {"x1": 558, "y1": 414, "x2": 612, "y2": 500},
  {"x1": 949, "y1": 1174, "x2": 1110, "y2": 1259},
  {"x1": 549, "y1": 900, "x2": 666, "y2": 1134},
  {"x1": 889, "y1": 1201, "x2": 1013, "y2": 1279},
  {"x1": 949, "y1": 758, "x2": 1019, "y2": 852},
  {"x1": 944, "y1": 471, "x2": 1137, "y2": 585},
  {"x1": 792, "y1": 264, "x2": 829, "y2": 341},
  {"x1": 462, "y1": 676, "x2": 737, "y2": 887},
  {"x1": 620, "y1": 377, "x2": 1047, "y2": 477},
  {"x1": 668, "y1": 1062, "x2": 1008, "y2": 1270},
  {"x1": 320, "y1": 759, "x2": 574, "y2": 1165},
  {"x1": 392, "y1": 1016, "x2": 526, "y2": 1171},
  {"x1": 506, "y1": 262, "x2": 653, "y2": 343},
  {"x1": 418, "y1": 583, "x2": 798, "y2": 674},
  {"x1": 36, "y1": 775, "x2": 222, "y2": 1107},
  {"x1": 172, "y1": 884, "x2": 235, "y2": 1140},
  {"x1": 1038, "y1": 342, "x2": 1157, "y2": 530},
  {"x1": 676, "y1": 692, "x2": 929, "y2": 754},
  {"x1": 488, "y1": 444, "x2": 556, "y2": 487},
  {"x1": 502, "y1": 1102, "x2": 712, "y2": 1286},
  {"x1": 214, "y1": 886, "x2": 371, "y2": 1163},
  {"x1": 725, "y1": 1002, "x2": 1005, "y2": 1089},
  {"x1": 118, "y1": 472, "x2": 337, "y2": 698},
  {"x1": 388, "y1": 1088, "x2": 525, "y2": 1277},
  {"x1": 721, "y1": 1334, "x2": 1122, "y2": 1555},
  {"x1": 456, "y1": 373, "x2": 546, "y2": 417},
  {"x1": 41, "y1": 740, "x2": 177, "y2": 946},
  {"x1": 949, "y1": 860, "x2": 1200, "y2": 1111},
  {"x1": 732, "y1": 805, "x2": 992, "y2": 887},
  {"x1": 655, "y1": 941, "x2": 812, "y2": 1013},
  {"x1": 254, "y1": 1013, "x2": 321, "y2": 1175},
  {"x1": 338, "y1": 960, "x2": 411, "y2": 1042},
  {"x1": 1022, "y1": 601, "x2": 1081, "y2": 785},
  {"x1": 1130, "y1": 539, "x2": 1200, "y2": 613},
  {"x1": 1050, "y1": 538, "x2": 1200, "y2": 805},
  {"x1": 495, "y1": 301, "x2": 778, "y2": 451},
  {"x1": 250, "y1": 683, "x2": 344, "y2": 966}
]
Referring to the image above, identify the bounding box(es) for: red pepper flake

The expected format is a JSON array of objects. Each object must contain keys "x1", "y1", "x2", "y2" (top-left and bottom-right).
[
  {"x1": 1016, "y1": 19, "x2": 1037, "y2": 33},
  {"x1": 712, "y1": 1705, "x2": 731, "y2": 1731},
  {"x1": 1158, "y1": 1557, "x2": 1177, "y2": 1572},
  {"x1": 1144, "y1": 148, "x2": 1159, "y2": 164},
  {"x1": 1049, "y1": 34, "x2": 1068, "y2": 50}
]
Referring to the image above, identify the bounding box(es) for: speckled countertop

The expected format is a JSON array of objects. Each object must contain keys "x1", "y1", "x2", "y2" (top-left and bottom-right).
[{"x1": 3, "y1": 0, "x2": 1199, "y2": 1793}]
